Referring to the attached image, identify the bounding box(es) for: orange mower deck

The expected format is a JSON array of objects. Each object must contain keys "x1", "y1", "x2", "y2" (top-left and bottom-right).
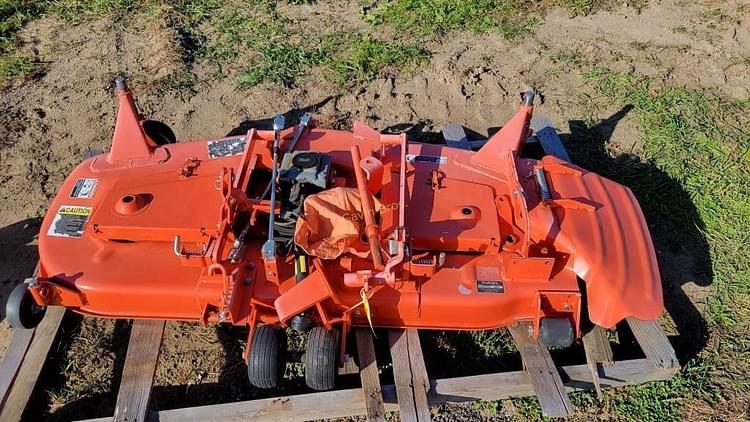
[{"x1": 9, "y1": 77, "x2": 664, "y2": 391}]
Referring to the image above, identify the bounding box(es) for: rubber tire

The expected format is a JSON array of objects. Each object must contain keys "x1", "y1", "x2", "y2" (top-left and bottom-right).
[
  {"x1": 6, "y1": 283, "x2": 46, "y2": 330},
  {"x1": 247, "y1": 324, "x2": 287, "y2": 389},
  {"x1": 304, "y1": 326, "x2": 339, "y2": 391}
]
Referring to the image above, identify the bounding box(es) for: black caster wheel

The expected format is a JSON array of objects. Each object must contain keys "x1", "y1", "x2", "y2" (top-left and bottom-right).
[
  {"x1": 247, "y1": 324, "x2": 287, "y2": 389},
  {"x1": 290, "y1": 313, "x2": 313, "y2": 332},
  {"x1": 304, "y1": 326, "x2": 339, "y2": 391},
  {"x1": 6, "y1": 283, "x2": 46, "y2": 330},
  {"x1": 142, "y1": 120, "x2": 177, "y2": 146}
]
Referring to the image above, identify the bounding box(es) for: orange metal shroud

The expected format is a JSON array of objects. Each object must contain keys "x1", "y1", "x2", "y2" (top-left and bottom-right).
[{"x1": 30, "y1": 84, "x2": 663, "y2": 349}]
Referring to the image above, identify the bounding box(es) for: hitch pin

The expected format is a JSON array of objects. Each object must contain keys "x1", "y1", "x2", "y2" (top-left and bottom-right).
[{"x1": 535, "y1": 168, "x2": 552, "y2": 201}]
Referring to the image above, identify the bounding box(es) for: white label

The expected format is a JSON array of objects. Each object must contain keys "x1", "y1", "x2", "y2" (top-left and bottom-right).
[
  {"x1": 207, "y1": 137, "x2": 247, "y2": 159},
  {"x1": 70, "y1": 178, "x2": 98, "y2": 199},
  {"x1": 406, "y1": 154, "x2": 448, "y2": 165}
]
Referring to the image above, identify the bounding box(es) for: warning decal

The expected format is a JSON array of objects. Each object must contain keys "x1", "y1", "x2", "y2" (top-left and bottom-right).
[
  {"x1": 47, "y1": 205, "x2": 92, "y2": 238},
  {"x1": 207, "y1": 137, "x2": 246, "y2": 159},
  {"x1": 69, "y1": 178, "x2": 98, "y2": 199}
]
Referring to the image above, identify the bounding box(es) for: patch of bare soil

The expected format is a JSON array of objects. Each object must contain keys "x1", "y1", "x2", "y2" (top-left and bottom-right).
[{"x1": 0, "y1": 0, "x2": 747, "y2": 420}]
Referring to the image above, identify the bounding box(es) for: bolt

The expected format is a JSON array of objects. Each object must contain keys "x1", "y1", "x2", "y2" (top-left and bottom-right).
[
  {"x1": 523, "y1": 90, "x2": 535, "y2": 107},
  {"x1": 114, "y1": 76, "x2": 128, "y2": 93}
]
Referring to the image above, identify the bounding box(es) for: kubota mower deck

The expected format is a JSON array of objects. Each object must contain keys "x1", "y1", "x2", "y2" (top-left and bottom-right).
[{"x1": 6, "y1": 77, "x2": 664, "y2": 393}]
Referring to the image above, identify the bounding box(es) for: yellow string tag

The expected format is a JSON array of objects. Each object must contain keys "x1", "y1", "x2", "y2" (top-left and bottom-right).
[{"x1": 360, "y1": 287, "x2": 375, "y2": 334}]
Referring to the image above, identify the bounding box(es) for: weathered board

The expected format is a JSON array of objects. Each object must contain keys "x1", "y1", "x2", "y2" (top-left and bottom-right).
[
  {"x1": 355, "y1": 329, "x2": 386, "y2": 422},
  {"x1": 531, "y1": 116, "x2": 571, "y2": 161},
  {"x1": 582, "y1": 326, "x2": 615, "y2": 396},
  {"x1": 626, "y1": 318, "x2": 679, "y2": 369},
  {"x1": 388, "y1": 329, "x2": 431, "y2": 422},
  {"x1": 77, "y1": 357, "x2": 677, "y2": 422},
  {"x1": 0, "y1": 306, "x2": 66, "y2": 422},
  {"x1": 0, "y1": 326, "x2": 35, "y2": 408},
  {"x1": 442, "y1": 124, "x2": 472, "y2": 150},
  {"x1": 509, "y1": 322, "x2": 575, "y2": 418},
  {"x1": 113, "y1": 320, "x2": 166, "y2": 422}
]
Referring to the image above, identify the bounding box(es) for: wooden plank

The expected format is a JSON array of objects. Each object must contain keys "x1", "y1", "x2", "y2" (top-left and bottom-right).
[
  {"x1": 73, "y1": 358, "x2": 675, "y2": 422},
  {"x1": 113, "y1": 320, "x2": 166, "y2": 422},
  {"x1": 405, "y1": 329, "x2": 429, "y2": 395},
  {"x1": 0, "y1": 306, "x2": 66, "y2": 422},
  {"x1": 582, "y1": 326, "x2": 614, "y2": 365},
  {"x1": 442, "y1": 124, "x2": 472, "y2": 150},
  {"x1": 0, "y1": 327, "x2": 35, "y2": 408},
  {"x1": 626, "y1": 318, "x2": 678, "y2": 369},
  {"x1": 388, "y1": 329, "x2": 431, "y2": 422},
  {"x1": 531, "y1": 116, "x2": 571, "y2": 161},
  {"x1": 339, "y1": 354, "x2": 360, "y2": 375},
  {"x1": 508, "y1": 323, "x2": 574, "y2": 418},
  {"x1": 355, "y1": 329, "x2": 386, "y2": 422},
  {"x1": 582, "y1": 326, "x2": 614, "y2": 397}
]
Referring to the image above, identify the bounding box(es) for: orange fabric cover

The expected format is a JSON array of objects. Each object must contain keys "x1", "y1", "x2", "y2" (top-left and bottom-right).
[{"x1": 294, "y1": 187, "x2": 380, "y2": 259}]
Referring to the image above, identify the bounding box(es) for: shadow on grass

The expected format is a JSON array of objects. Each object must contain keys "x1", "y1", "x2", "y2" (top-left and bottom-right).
[{"x1": 563, "y1": 106, "x2": 712, "y2": 365}]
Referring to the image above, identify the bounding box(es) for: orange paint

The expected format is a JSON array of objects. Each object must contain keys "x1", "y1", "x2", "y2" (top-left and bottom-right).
[{"x1": 28, "y1": 83, "x2": 663, "y2": 354}]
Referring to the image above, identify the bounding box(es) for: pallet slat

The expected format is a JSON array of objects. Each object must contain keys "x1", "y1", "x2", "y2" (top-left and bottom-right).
[
  {"x1": 582, "y1": 326, "x2": 614, "y2": 365},
  {"x1": 0, "y1": 326, "x2": 35, "y2": 408},
  {"x1": 388, "y1": 329, "x2": 431, "y2": 422},
  {"x1": 113, "y1": 320, "x2": 166, "y2": 422},
  {"x1": 74, "y1": 358, "x2": 676, "y2": 422},
  {"x1": 626, "y1": 318, "x2": 678, "y2": 369},
  {"x1": 442, "y1": 124, "x2": 472, "y2": 150},
  {"x1": 582, "y1": 326, "x2": 615, "y2": 396},
  {"x1": 509, "y1": 323, "x2": 575, "y2": 418},
  {"x1": 0, "y1": 306, "x2": 66, "y2": 422},
  {"x1": 531, "y1": 116, "x2": 571, "y2": 161},
  {"x1": 355, "y1": 329, "x2": 386, "y2": 422}
]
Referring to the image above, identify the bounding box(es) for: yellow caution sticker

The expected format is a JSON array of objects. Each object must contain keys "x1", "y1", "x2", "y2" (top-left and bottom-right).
[{"x1": 47, "y1": 205, "x2": 92, "y2": 238}]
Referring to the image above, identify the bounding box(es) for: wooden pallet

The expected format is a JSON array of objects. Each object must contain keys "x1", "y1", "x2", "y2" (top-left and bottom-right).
[
  {"x1": 0, "y1": 312, "x2": 679, "y2": 422},
  {"x1": 0, "y1": 119, "x2": 679, "y2": 421}
]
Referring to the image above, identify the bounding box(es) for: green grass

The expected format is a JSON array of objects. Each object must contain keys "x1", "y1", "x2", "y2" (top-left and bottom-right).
[
  {"x1": 0, "y1": 51, "x2": 34, "y2": 82},
  {"x1": 321, "y1": 32, "x2": 429, "y2": 88},
  {"x1": 0, "y1": 0, "x2": 45, "y2": 83},
  {"x1": 238, "y1": 42, "x2": 322, "y2": 88},
  {"x1": 206, "y1": 9, "x2": 287, "y2": 63},
  {"x1": 554, "y1": 0, "x2": 649, "y2": 16},
  {"x1": 207, "y1": 7, "x2": 316, "y2": 88},
  {"x1": 582, "y1": 68, "x2": 750, "y2": 327},
  {"x1": 0, "y1": 0, "x2": 44, "y2": 44},
  {"x1": 207, "y1": 6, "x2": 428, "y2": 89},
  {"x1": 364, "y1": 0, "x2": 537, "y2": 40},
  {"x1": 562, "y1": 67, "x2": 750, "y2": 420},
  {"x1": 45, "y1": 0, "x2": 143, "y2": 22}
]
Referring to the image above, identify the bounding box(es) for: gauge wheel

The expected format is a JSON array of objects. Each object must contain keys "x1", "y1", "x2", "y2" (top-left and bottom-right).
[
  {"x1": 304, "y1": 326, "x2": 339, "y2": 391},
  {"x1": 6, "y1": 283, "x2": 46, "y2": 330},
  {"x1": 247, "y1": 324, "x2": 287, "y2": 389}
]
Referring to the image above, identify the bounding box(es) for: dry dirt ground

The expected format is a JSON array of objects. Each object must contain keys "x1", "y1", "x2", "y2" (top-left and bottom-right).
[{"x1": 0, "y1": 0, "x2": 748, "y2": 420}]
